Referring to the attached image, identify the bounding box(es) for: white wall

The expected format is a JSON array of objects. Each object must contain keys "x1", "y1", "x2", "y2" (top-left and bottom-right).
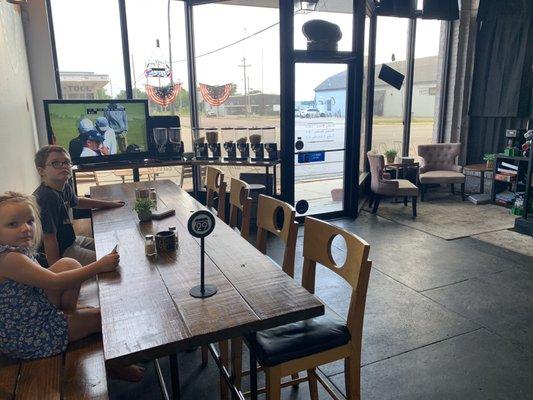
[
  {"x1": 21, "y1": 0, "x2": 58, "y2": 146},
  {"x1": 0, "y1": 2, "x2": 40, "y2": 193}
]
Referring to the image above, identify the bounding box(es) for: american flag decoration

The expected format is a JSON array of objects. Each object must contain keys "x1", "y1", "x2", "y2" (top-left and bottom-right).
[
  {"x1": 146, "y1": 83, "x2": 182, "y2": 107},
  {"x1": 199, "y1": 83, "x2": 232, "y2": 107}
]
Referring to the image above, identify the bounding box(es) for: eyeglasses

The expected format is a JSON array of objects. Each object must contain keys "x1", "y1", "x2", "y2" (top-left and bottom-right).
[{"x1": 46, "y1": 160, "x2": 72, "y2": 169}]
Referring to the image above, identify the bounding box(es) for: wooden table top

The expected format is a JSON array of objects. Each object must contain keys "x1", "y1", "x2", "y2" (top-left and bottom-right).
[
  {"x1": 112, "y1": 168, "x2": 161, "y2": 177},
  {"x1": 463, "y1": 163, "x2": 492, "y2": 172},
  {"x1": 90, "y1": 180, "x2": 324, "y2": 366},
  {"x1": 75, "y1": 158, "x2": 280, "y2": 173},
  {"x1": 384, "y1": 162, "x2": 420, "y2": 168}
]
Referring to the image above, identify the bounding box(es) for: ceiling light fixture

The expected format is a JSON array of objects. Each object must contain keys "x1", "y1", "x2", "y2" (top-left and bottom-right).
[{"x1": 295, "y1": 0, "x2": 319, "y2": 13}]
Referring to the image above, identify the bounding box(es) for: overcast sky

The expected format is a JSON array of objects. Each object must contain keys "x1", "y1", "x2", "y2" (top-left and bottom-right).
[{"x1": 51, "y1": 1, "x2": 441, "y2": 101}]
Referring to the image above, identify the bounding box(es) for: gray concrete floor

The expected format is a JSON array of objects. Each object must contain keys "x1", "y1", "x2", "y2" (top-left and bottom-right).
[{"x1": 109, "y1": 211, "x2": 533, "y2": 400}]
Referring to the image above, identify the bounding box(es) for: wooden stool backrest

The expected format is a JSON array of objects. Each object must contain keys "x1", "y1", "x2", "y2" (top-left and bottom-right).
[
  {"x1": 302, "y1": 217, "x2": 372, "y2": 346},
  {"x1": 256, "y1": 195, "x2": 298, "y2": 277},
  {"x1": 229, "y1": 178, "x2": 252, "y2": 240},
  {"x1": 180, "y1": 165, "x2": 206, "y2": 187},
  {"x1": 206, "y1": 166, "x2": 227, "y2": 222}
]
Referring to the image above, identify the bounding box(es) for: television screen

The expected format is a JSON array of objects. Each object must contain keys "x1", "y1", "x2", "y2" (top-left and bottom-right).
[{"x1": 44, "y1": 100, "x2": 149, "y2": 164}]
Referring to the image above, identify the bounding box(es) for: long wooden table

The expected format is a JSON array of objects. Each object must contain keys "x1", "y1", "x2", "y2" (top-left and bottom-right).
[{"x1": 90, "y1": 180, "x2": 324, "y2": 398}]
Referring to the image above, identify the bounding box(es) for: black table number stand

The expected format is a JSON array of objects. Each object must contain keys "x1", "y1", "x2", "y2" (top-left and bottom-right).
[{"x1": 188, "y1": 210, "x2": 217, "y2": 298}]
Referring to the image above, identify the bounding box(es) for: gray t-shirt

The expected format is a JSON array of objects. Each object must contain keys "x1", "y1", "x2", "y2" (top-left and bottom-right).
[{"x1": 33, "y1": 183, "x2": 78, "y2": 266}]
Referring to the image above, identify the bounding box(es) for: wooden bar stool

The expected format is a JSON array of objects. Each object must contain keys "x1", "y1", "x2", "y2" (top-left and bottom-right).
[
  {"x1": 228, "y1": 177, "x2": 252, "y2": 241},
  {"x1": 229, "y1": 195, "x2": 299, "y2": 393},
  {"x1": 180, "y1": 165, "x2": 206, "y2": 188},
  {"x1": 245, "y1": 217, "x2": 372, "y2": 400},
  {"x1": 206, "y1": 177, "x2": 252, "y2": 392},
  {"x1": 255, "y1": 194, "x2": 298, "y2": 278},
  {"x1": 205, "y1": 166, "x2": 227, "y2": 223}
]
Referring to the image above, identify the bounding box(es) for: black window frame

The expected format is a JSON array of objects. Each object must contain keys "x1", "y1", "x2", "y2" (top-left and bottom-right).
[{"x1": 45, "y1": 0, "x2": 452, "y2": 219}]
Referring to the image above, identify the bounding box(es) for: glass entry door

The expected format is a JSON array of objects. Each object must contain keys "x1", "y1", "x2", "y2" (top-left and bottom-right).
[{"x1": 294, "y1": 63, "x2": 348, "y2": 216}]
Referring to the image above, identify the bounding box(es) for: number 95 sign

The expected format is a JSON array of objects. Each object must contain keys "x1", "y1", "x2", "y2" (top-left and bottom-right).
[{"x1": 188, "y1": 210, "x2": 215, "y2": 238}]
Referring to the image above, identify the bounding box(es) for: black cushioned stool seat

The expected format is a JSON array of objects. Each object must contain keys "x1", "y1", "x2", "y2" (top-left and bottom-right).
[{"x1": 245, "y1": 309, "x2": 350, "y2": 367}]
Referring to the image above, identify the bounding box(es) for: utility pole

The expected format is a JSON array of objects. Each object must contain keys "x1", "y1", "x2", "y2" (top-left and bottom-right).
[
  {"x1": 238, "y1": 57, "x2": 251, "y2": 115},
  {"x1": 168, "y1": 0, "x2": 175, "y2": 115},
  {"x1": 131, "y1": 54, "x2": 136, "y2": 94}
]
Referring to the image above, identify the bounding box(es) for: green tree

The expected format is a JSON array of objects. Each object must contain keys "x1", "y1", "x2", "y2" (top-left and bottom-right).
[
  {"x1": 115, "y1": 88, "x2": 148, "y2": 100},
  {"x1": 95, "y1": 88, "x2": 111, "y2": 99}
]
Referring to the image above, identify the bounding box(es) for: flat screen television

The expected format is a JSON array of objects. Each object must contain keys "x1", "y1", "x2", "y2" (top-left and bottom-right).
[{"x1": 44, "y1": 99, "x2": 150, "y2": 165}]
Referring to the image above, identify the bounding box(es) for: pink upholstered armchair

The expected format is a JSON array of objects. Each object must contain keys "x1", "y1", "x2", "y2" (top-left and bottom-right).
[
  {"x1": 417, "y1": 143, "x2": 465, "y2": 201},
  {"x1": 367, "y1": 152, "x2": 419, "y2": 217}
]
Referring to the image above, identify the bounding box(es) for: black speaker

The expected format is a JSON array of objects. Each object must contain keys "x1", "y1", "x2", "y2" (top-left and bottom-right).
[
  {"x1": 422, "y1": 0, "x2": 459, "y2": 20},
  {"x1": 378, "y1": 64, "x2": 405, "y2": 90},
  {"x1": 376, "y1": 0, "x2": 416, "y2": 18}
]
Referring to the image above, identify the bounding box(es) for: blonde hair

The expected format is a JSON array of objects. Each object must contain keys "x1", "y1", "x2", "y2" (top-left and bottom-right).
[{"x1": 0, "y1": 192, "x2": 42, "y2": 251}]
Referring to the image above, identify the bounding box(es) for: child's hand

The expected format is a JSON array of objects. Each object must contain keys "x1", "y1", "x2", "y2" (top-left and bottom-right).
[{"x1": 96, "y1": 251, "x2": 120, "y2": 273}]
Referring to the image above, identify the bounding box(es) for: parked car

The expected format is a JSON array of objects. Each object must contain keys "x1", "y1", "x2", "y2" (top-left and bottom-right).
[{"x1": 303, "y1": 108, "x2": 320, "y2": 118}]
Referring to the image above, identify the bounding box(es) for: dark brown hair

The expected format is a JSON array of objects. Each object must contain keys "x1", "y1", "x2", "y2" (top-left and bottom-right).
[{"x1": 34, "y1": 145, "x2": 70, "y2": 169}]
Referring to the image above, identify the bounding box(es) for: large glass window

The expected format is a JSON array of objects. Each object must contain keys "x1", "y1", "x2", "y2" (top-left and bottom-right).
[
  {"x1": 371, "y1": 17, "x2": 408, "y2": 157},
  {"x1": 409, "y1": 19, "x2": 442, "y2": 158},
  {"x1": 125, "y1": 0, "x2": 192, "y2": 184},
  {"x1": 192, "y1": 2, "x2": 280, "y2": 188},
  {"x1": 50, "y1": 0, "x2": 125, "y2": 100}
]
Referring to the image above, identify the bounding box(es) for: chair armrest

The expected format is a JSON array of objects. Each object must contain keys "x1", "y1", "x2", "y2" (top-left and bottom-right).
[
  {"x1": 382, "y1": 172, "x2": 391, "y2": 180},
  {"x1": 452, "y1": 165, "x2": 463, "y2": 173},
  {"x1": 419, "y1": 165, "x2": 429, "y2": 174},
  {"x1": 377, "y1": 179, "x2": 399, "y2": 196}
]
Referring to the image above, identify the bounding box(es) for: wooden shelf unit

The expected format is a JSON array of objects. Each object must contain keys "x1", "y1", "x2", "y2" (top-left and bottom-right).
[{"x1": 491, "y1": 154, "x2": 530, "y2": 207}]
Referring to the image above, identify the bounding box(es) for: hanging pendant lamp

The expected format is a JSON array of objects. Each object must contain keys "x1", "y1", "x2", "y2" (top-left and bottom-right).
[{"x1": 295, "y1": 0, "x2": 319, "y2": 13}]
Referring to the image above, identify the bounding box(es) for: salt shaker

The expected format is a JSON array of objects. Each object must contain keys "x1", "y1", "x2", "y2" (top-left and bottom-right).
[{"x1": 144, "y1": 234, "x2": 156, "y2": 256}]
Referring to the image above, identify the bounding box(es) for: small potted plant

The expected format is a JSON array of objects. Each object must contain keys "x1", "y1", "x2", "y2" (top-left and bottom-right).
[
  {"x1": 384, "y1": 149, "x2": 398, "y2": 164},
  {"x1": 483, "y1": 153, "x2": 495, "y2": 169},
  {"x1": 133, "y1": 198, "x2": 155, "y2": 222}
]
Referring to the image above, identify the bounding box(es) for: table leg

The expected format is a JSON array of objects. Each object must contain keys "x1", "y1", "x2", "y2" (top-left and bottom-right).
[
  {"x1": 192, "y1": 165, "x2": 199, "y2": 200},
  {"x1": 133, "y1": 168, "x2": 140, "y2": 182},
  {"x1": 71, "y1": 174, "x2": 78, "y2": 196},
  {"x1": 273, "y1": 164, "x2": 277, "y2": 197},
  {"x1": 169, "y1": 353, "x2": 180, "y2": 400},
  {"x1": 249, "y1": 343, "x2": 258, "y2": 400},
  {"x1": 266, "y1": 166, "x2": 271, "y2": 196},
  {"x1": 480, "y1": 171, "x2": 485, "y2": 194}
]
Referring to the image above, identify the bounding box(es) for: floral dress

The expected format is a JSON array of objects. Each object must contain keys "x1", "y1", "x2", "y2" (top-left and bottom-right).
[{"x1": 0, "y1": 245, "x2": 68, "y2": 360}]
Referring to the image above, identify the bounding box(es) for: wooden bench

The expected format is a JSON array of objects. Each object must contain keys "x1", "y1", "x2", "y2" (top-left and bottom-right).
[{"x1": 0, "y1": 281, "x2": 108, "y2": 400}]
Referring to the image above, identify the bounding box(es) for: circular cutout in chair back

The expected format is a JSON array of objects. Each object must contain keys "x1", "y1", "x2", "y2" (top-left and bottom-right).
[
  {"x1": 273, "y1": 206, "x2": 285, "y2": 232},
  {"x1": 329, "y1": 234, "x2": 347, "y2": 267}
]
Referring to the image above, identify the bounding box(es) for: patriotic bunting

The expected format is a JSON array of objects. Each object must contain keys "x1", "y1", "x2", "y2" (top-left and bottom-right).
[
  {"x1": 146, "y1": 83, "x2": 182, "y2": 107},
  {"x1": 199, "y1": 83, "x2": 232, "y2": 107}
]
